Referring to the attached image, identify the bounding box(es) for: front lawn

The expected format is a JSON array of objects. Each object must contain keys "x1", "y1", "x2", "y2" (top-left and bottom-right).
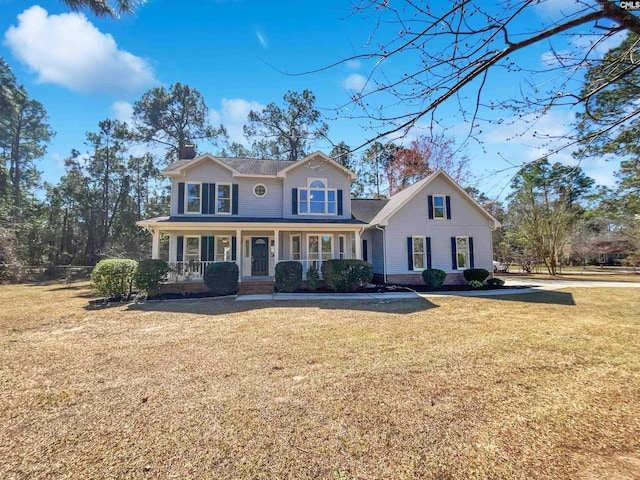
[{"x1": 1, "y1": 282, "x2": 638, "y2": 479}]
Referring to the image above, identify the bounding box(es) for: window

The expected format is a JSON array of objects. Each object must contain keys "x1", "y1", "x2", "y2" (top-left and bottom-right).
[
  {"x1": 216, "y1": 184, "x2": 231, "y2": 214},
  {"x1": 291, "y1": 234, "x2": 301, "y2": 261},
  {"x1": 215, "y1": 236, "x2": 232, "y2": 262},
  {"x1": 456, "y1": 236, "x2": 469, "y2": 270},
  {"x1": 433, "y1": 195, "x2": 445, "y2": 219},
  {"x1": 186, "y1": 183, "x2": 201, "y2": 214},
  {"x1": 412, "y1": 236, "x2": 425, "y2": 270},
  {"x1": 184, "y1": 236, "x2": 200, "y2": 264},
  {"x1": 351, "y1": 234, "x2": 357, "y2": 258},
  {"x1": 254, "y1": 184, "x2": 267, "y2": 197},
  {"x1": 299, "y1": 179, "x2": 336, "y2": 215},
  {"x1": 338, "y1": 235, "x2": 346, "y2": 259},
  {"x1": 308, "y1": 234, "x2": 332, "y2": 266}
]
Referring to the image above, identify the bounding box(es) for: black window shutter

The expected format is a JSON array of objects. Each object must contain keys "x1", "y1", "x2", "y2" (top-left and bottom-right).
[
  {"x1": 451, "y1": 237, "x2": 457, "y2": 270},
  {"x1": 232, "y1": 184, "x2": 239, "y2": 215},
  {"x1": 178, "y1": 183, "x2": 185, "y2": 214},
  {"x1": 177, "y1": 236, "x2": 184, "y2": 262},
  {"x1": 292, "y1": 188, "x2": 298, "y2": 215},
  {"x1": 407, "y1": 237, "x2": 414, "y2": 270},
  {"x1": 201, "y1": 236, "x2": 208, "y2": 262},
  {"x1": 427, "y1": 195, "x2": 434, "y2": 219},
  {"x1": 362, "y1": 239, "x2": 368, "y2": 262},
  {"x1": 337, "y1": 189, "x2": 343, "y2": 216},
  {"x1": 232, "y1": 236, "x2": 237, "y2": 261},
  {"x1": 209, "y1": 183, "x2": 216, "y2": 214},
  {"x1": 208, "y1": 236, "x2": 215, "y2": 262},
  {"x1": 202, "y1": 183, "x2": 209, "y2": 214},
  {"x1": 426, "y1": 237, "x2": 432, "y2": 269},
  {"x1": 446, "y1": 196, "x2": 452, "y2": 219},
  {"x1": 469, "y1": 237, "x2": 475, "y2": 268}
]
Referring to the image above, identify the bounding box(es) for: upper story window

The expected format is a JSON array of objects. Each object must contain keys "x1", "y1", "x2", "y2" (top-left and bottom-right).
[
  {"x1": 186, "y1": 183, "x2": 201, "y2": 214},
  {"x1": 253, "y1": 184, "x2": 267, "y2": 197},
  {"x1": 433, "y1": 195, "x2": 446, "y2": 219},
  {"x1": 216, "y1": 183, "x2": 231, "y2": 214},
  {"x1": 299, "y1": 179, "x2": 336, "y2": 215}
]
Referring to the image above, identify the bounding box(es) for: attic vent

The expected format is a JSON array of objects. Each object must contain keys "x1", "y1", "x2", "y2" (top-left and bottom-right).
[{"x1": 180, "y1": 144, "x2": 196, "y2": 160}]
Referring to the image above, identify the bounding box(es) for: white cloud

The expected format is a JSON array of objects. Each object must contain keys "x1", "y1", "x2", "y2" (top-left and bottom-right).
[
  {"x1": 210, "y1": 98, "x2": 266, "y2": 145},
  {"x1": 569, "y1": 31, "x2": 627, "y2": 56},
  {"x1": 343, "y1": 73, "x2": 367, "y2": 91},
  {"x1": 110, "y1": 101, "x2": 134, "y2": 124},
  {"x1": 254, "y1": 27, "x2": 268, "y2": 48},
  {"x1": 532, "y1": 0, "x2": 588, "y2": 21},
  {"x1": 345, "y1": 59, "x2": 361, "y2": 70},
  {"x1": 4, "y1": 6, "x2": 157, "y2": 95}
]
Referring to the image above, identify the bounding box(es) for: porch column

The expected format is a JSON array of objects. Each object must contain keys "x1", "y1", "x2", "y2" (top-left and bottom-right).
[
  {"x1": 151, "y1": 228, "x2": 160, "y2": 259},
  {"x1": 236, "y1": 229, "x2": 242, "y2": 282},
  {"x1": 355, "y1": 230, "x2": 362, "y2": 259},
  {"x1": 273, "y1": 229, "x2": 280, "y2": 268}
]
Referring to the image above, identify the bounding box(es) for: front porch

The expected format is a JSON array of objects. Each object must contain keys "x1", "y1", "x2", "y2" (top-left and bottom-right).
[{"x1": 138, "y1": 218, "x2": 365, "y2": 284}]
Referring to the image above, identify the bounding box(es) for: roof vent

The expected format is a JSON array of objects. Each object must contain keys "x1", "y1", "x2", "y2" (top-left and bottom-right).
[{"x1": 180, "y1": 144, "x2": 196, "y2": 160}]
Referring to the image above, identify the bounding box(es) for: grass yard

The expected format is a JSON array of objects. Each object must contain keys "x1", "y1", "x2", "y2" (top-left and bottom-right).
[{"x1": 1, "y1": 282, "x2": 639, "y2": 479}]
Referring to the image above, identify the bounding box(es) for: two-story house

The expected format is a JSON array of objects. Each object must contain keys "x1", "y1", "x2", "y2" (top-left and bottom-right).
[{"x1": 136, "y1": 149, "x2": 500, "y2": 287}]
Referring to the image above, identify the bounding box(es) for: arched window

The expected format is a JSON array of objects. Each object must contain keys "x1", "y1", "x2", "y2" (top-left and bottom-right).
[{"x1": 299, "y1": 178, "x2": 336, "y2": 215}]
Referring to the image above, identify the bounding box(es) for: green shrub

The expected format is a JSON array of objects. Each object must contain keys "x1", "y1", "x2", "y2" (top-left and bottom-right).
[
  {"x1": 487, "y1": 277, "x2": 505, "y2": 287},
  {"x1": 305, "y1": 264, "x2": 319, "y2": 291},
  {"x1": 204, "y1": 262, "x2": 239, "y2": 295},
  {"x1": 463, "y1": 268, "x2": 490, "y2": 283},
  {"x1": 134, "y1": 259, "x2": 169, "y2": 294},
  {"x1": 91, "y1": 259, "x2": 138, "y2": 299},
  {"x1": 275, "y1": 261, "x2": 303, "y2": 292},
  {"x1": 469, "y1": 280, "x2": 483, "y2": 288},
  {"x1": 321, "y1": 259, "x2": 373, "y2": 292},
  {"x1": 421, "y1": 268, "x2": 447, "y2": 288}
]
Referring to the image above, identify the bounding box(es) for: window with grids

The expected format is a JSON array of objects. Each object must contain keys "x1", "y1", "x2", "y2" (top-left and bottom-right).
[
  {"x1": 299, "y1": 180, "x2": 336, "y2": 215},
  {"x1": 216, "y1": 184, "x2": 231, "y2": 214},
  {"x1": 186, "y1": 183, "x2": 201, "y2": 214}
]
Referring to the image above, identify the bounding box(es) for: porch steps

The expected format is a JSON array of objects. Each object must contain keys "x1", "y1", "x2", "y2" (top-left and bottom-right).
[{"x1": 237, "y1": 281, "x2": 275, "y2": 296}]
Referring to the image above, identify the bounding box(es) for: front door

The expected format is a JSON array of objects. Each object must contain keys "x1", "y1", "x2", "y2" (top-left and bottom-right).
[{"x1": 251, "y1": 237, "x2": 269, "y2": 276}]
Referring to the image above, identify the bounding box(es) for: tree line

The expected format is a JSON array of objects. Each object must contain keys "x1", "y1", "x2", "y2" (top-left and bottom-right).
[{"x1": 1, "y1": 34, "x2": 639, "y2": 278}]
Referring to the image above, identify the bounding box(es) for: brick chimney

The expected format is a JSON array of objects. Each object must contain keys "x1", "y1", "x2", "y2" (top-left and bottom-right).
[{"x1": 180, "y1": 144, "x2": 196, "y2": 160}]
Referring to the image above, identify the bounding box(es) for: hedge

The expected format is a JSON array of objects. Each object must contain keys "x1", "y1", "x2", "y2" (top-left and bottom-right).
[
  {"x1": 204, "y1": 262, "x2": 239, "y2": 295},
  {"x1": 91, "y1": 259, "x2": 138, "y2": 299},
  {"x1": 275, "y1": 261, "x2": 302, "y2": 292},
  {"x1": 421, "y1": 268, "x2": 447, "y2": 289},
  {"x1": 134, "y1": 259, "x2": 169, "y2": 294},
  {"x1": 463, "y1": 268, "x2": 490, "y2": 284},
  {"x1": 321, "y1": 259, "x2": 373, "y2": 292}
]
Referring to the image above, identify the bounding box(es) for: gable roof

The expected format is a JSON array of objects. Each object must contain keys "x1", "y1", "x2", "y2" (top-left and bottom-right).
[
  {"x1": 368, "y1": 170, "x2": 501, "y2": 228},
  {"x1": 351, "y1": 199, "x2": 389, "y2": 223},
  {"x1": 161, "y1": 151, "x2": 357, "y2": 179},
  {"x1": 276, "y1": 151, "x2": 358, "y2": 180},
  {"x1": 161, "y1": 153, "x2": 294, "y2": 177}
]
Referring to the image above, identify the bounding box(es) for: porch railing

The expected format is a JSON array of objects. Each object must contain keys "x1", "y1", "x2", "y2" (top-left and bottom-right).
[{"x1": 166, "y1": 258, "x2": 333, "y2": 282}]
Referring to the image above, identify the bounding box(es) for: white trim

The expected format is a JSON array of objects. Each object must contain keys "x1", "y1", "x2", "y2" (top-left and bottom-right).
[
  {"x1": 298, "y1": 186, "x2": 338, "y2": 216},
  {"x1": 253, "y1": 183, "x2": 267, "y2": 197},
  {"x1": 184, "y1": 235, "x2": 201, "y2": 263},
  {"x1": 137, "y1": 217, "x2": 364, "y2": 231},
  {"x1": 455, "y1": 236, "x2": 470, "y2": 270},
  {"x1": 307, "y1": 177, "x2": 327, "y2": 187},
  {"x1": 338, "y1": 234, "x2": 346, "y2": 259},
  {"x1": 276, "y1": 151, "x2": 358, "y2": 180},
  {"x1": 290, "y1": 233, "x2": 301, "y2": 261},
  {"x1": 185, "y1": 182, "x2": 202, "y2": 215},
  {"x1": 215, "y1": 183, "x2": 232, "y2": 215},
  {"x1": 369, "y1": 170, "x2": 501, "y2": 228},
  {"x1": 432, "y1": 194, "x2": 446, "y2": 220},
  {"x1": 161, "y1": 153, "x2": 242, "y2": 177}
]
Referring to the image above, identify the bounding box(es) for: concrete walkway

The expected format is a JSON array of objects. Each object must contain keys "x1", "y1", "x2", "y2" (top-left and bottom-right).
[{"x1": 236, "y1": 278, "x2": 640, "y2": 301}]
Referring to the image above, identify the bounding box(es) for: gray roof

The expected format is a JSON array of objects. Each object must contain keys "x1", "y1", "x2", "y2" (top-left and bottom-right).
[
  {"x1": 143, "y1": 216, "x2": 366, "y2": 225},
  {"x1": 369, "y1": 173, "x2": 436, "y2": 225},
  {"x1": 350, "y1": 199, "x2": 389, "y2": 223},
  {"x1": 162, "y1": 155, "x2": 294, "y2": 176}
]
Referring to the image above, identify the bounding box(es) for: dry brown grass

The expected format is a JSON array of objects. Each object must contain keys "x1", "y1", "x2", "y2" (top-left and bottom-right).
[{"x1": 1, "y1": 282, "x2": 639, "y2": 479}]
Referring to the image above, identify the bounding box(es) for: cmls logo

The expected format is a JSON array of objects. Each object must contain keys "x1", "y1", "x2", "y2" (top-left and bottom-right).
[{"x1": 620, "y1": 1, "x2": 640, "y2": 9}]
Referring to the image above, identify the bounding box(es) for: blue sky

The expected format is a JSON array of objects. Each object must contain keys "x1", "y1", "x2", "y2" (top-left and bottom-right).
[{"x1": 0, "y1": 0, "x2": 624, "y2": 200}]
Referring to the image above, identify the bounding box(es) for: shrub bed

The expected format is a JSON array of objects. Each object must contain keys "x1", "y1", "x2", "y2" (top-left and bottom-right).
[
  {"x1": 321, "y1": 259, "x2": 373, "y2": 292},
  {"x1": 275, "y1": 261, "x2": 303, "y2": 292},
  {"x1": 134, "y1": 259, "x2": 169, "y2": 294},
  {"x1": 204, "y1": 262, "x2": 239, "y2": 295},
  {"x1": 421, "y1": 269, "x2": 447, "y2": 289}
]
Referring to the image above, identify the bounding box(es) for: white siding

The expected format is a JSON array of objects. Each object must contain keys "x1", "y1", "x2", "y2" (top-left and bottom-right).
[
  {"x1": 282, "y1": 160, "x2": 353, "y2": 219},
  {"x1": 384, "y1": 176, "x2": 494, "y2": 274}
]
